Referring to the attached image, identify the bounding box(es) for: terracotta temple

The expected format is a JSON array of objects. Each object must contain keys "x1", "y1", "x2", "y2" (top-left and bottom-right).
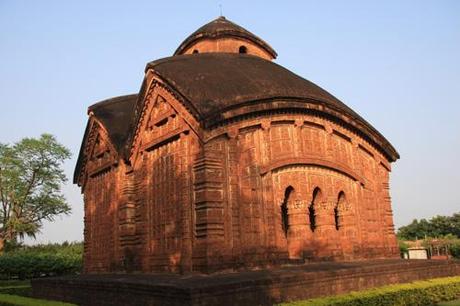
[{"x1": 74, "y1": 16, "x2": 400, "y2": 274}]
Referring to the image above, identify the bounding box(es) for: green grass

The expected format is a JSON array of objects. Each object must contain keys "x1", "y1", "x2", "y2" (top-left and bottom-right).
[
  {"x1": 0, "y1": 281, "x2": 30, "y2": 298},
  {"x1": 280, "y1": 276, "x2": 460, "y2": 306},
  {"x1": 0, "y1": 280, "x2": 75, "y2": 306},
  {"x1": 0, "y1": 294, "x2": 75, "y2": 306}
]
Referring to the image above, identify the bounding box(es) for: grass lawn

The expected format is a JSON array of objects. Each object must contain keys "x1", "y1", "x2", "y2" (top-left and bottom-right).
[
  {"x1": 0, "y1": 280, "x2": 75, "y2": 306},
  {"x1": 0, "y1": 280, "x2": 31, "y2": 298}
]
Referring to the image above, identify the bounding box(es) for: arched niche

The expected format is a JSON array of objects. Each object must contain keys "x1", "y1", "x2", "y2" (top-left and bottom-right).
[
  {"x1": 310, "y1": 187, "x2": 322, "y2": 232},
  {"x1": 281, "y1": 186, "x2": 295, "y2": 238},
  {"x1": 335, "y1": 191, "x2": 346, "y2": 230}
]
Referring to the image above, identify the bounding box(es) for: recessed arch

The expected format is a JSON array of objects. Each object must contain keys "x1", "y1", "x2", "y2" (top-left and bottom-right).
[
  {"x1": 281, "y1": 186, "x2": 294, "y2": 238},
  {"x1": 239, "y1": 45, "x2": 248, "y2": 54},
  {"x1": 192, "y1": 49, "x2": 199, "y2": 54},
  {"x1": 310, "y1": 187, "x2": 321, "y2": 232},
  {"x1": 335, "y1": 191, "x2": 346, "y2": 230}
]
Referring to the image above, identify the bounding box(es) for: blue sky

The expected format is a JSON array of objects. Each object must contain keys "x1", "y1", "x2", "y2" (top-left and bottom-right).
[{"x1": 1, "y1": 1, "x2": 459, "y2": 243}]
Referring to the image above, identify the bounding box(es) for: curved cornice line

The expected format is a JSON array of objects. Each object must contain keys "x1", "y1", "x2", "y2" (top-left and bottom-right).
[{"x1": 260, "y1": 157, "x2": 366, "y2": 187}]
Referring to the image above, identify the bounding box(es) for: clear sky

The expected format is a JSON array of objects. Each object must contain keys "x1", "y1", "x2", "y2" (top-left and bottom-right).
[{"x1": 1, "y1": 1, "x2": 459, "y2": 244}]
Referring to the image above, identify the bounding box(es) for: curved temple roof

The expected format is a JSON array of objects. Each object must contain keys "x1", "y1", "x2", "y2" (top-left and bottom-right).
[
  {"x1": 73, "y1": 94, "x2": 137, "y2": 183},
  {"x1": 174, "y1": 16, "x2": 277, "y2": 58},
  {"x1": 148, "y1": 53, "x2": 348, "y2": 120},
  {"x1": 89, "y1": 94, "x2": 138, "y2": 151},
  {"x1": 145, "y1": 53, "x2": 399, "y2": 162},
  {"x1": 75, "y1": 17, "x2": 400, "y2": 184}
]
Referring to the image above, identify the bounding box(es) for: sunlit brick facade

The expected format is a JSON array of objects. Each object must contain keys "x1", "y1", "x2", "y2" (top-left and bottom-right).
[{"x1": 75, "y1": 16, "x2": 400, "y2": 273}]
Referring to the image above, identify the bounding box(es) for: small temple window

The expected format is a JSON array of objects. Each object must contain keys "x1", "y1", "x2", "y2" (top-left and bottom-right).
[
  {"x1": 281, "y1": 186, "x2": 294, "y2": 238},
  {"x1": 192, "y1": 49, "x2": 199, "y2": 54},
  {"x1": 335, "y1": 191, "x2": 346, "y2": 230},
  {"x1": 309, "y1": 188, "x2": 321, "y2": 232},
  {"x1": 239, "y1": 45, "x2": 247, "y2": 54}
]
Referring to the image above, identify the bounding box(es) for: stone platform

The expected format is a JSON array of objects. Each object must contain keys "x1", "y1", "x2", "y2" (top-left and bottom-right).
[{"x1": 32, "y1": 259, "x2": 460, "y2": 306}]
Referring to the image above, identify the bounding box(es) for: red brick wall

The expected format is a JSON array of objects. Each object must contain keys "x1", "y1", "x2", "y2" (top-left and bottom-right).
[
  {"x1": 81, "y1": 81, "x2": 398, "y2": 273},
  {"x1": 82, "y1": 125, "x2": 121, "y2": 272},
  {"x1": 126, "y1": 81, "x2": 200, "y2": 273},
  {"x1": 195, "y1": 113, "x2": 399, "y2": 271}
]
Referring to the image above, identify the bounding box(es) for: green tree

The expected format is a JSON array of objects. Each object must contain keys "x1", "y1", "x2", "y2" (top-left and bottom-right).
[
  {"x1": 450, "y1": 213, "x2": 460, "y2": 237},
  {"x1": 0, "y1": 134, "x2": 71, "y2": 251},
  {"x1": 397, "y1": 212, "x2": 460, "y2": 240},
  {"x1": 430, "y1": 215, "x2": 451, "y2": 237}
]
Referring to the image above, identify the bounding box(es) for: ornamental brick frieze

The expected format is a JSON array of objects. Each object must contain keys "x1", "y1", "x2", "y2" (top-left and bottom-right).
[
  {"x1": 130, "y1": 80, "x2": 202, "y2": 167},
  {"x1": 204, "y1": 115, "x2": 382, "y2": 181}
]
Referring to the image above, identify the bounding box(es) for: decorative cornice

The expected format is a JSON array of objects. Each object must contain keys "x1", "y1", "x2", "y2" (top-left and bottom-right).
[{"x1": 204, "y1": 99, "x2": 399, "y2": 163}]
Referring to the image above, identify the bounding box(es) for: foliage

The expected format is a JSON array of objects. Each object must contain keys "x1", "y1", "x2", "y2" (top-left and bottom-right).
[
  {"x1": 397, "y1": 212, "x2": 460, "y2": 240},
  {"x1": 280, "y1": 276, "x2": 460, "y2": 306},
  {"x1": 1, "y1": 242, "x2": 23, "y2": 254},
  {"x1": 0, "y1": 134, "x2": 71, "y2": 249},
  {"x1": 0, "y1": 242, "x2": 82, "y2": 279}
]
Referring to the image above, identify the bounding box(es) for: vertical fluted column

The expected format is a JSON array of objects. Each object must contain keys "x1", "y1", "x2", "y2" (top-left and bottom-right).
[
  {"x1": 192, "y1": 148, "x2": 226, "y2": 272},
  {"x1": 118, "y1": 169, "x2": 140, "y2": 272}
]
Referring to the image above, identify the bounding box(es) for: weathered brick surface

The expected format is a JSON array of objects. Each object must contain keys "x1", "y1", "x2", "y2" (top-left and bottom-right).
[
  {"x1": 80, "y1": 108, "x2": 399, "y2": 273},
  {"x1": 75, "y1": 17, "x2": 400, "y2": 274},
  {"x1": 32, "y1": 260, "x2": 460, "y2": 306}
]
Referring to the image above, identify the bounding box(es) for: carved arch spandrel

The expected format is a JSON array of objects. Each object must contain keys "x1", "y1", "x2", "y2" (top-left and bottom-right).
[
  {"x1": 260, "y1": 157, "x2": 366, "y2": 187},
  {"x1": 78, "y1": 117, "x2": 119, "y2": 190},
  {"x1": 268, "y1": 165, "x2": 360, "y2": 215},
  {"x1": 129, "y1": 76, "x2": 203, "y2": 168}
]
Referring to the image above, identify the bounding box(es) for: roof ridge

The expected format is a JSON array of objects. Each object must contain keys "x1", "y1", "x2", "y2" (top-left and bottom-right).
[{"x1": 89, "y1": 94, "x2": 138, "y2": 112}]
